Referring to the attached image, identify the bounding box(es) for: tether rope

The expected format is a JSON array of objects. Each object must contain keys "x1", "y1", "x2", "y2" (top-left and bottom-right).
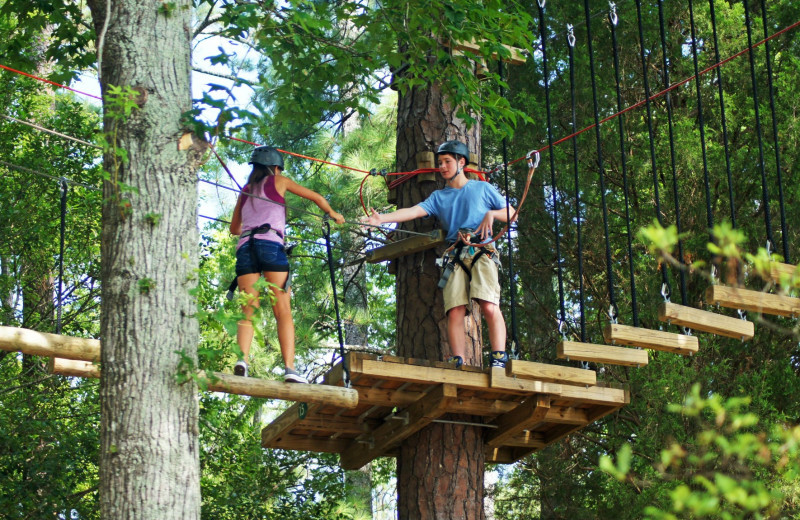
[
  {"x1": 323, "y1": 220, "x2": 350, "y2": 386},
  {"x1": 1, "y1": 114, "x2": 101, "y2": 149},
  {"x1": 567, "y1": 25, "x2": 586, "y2": 342},
  {"x1": 0, "y1": 64, "x2": 102, "y2": 100},
  {"x1": 658, "y1": 0, "x2": 688, "y2": 307},
  {"x1": 56, "y1": 179, "x2": 67, "y2": 334},
  {"x1": 585, "y1": 0, "x2": 617, "y2": 321},
  {"x1": 609, "y1": 4, "x2": 639, "y2": 327}
]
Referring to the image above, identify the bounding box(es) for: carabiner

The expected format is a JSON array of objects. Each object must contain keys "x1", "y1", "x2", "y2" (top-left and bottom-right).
[
  {"x1": 609, "y1": 2, "x2": 618, "y2": 26},
  {"x1": 567, "y1": 24, "x2": 576, "y2": 47},
  {"x1": 526, "y1": 149, "x2": 540, "y2": 169}
]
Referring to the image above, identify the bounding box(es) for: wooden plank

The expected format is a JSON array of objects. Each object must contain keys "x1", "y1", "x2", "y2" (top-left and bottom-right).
[
  {"x1": 768, "y1": 262, "x2": 799, "y2": 285},
  {"x1": 364, "y1": 230, "x2": 446, "y2": 264},
  {"x1": 705, "y1": 284, "x2": 800, "y2": 317},
  {"x1": 544, "y1": 405, "x2": 620, "y2": 446},
  {"x1": 658, "y1": 302, "x2": 754, "y2": 340},
  {"x1": 261, "y1": 403, "x2": 308, "y2": 446},
  {"x1": 359, "y1": 358, "x2": 492, "y2": 391},
  {"x1": 339, "y1": 383, "x2": 457, "y2": 470},
  {"x1": 267, "y1": 435, "x2": 351, "y2": 454},
  {"x1": 491, "y1": 367, "x2": 627, "y2": 406},
  {"x1": 557, "y1": 340, "x2": 648, "y2": 367},
  {"x1": 501, "y1": 431, "x2": 549, "y2": 448},
  {"x1": 557, "y1": 383, "x2": 630, "y2": 406},
  {"x1": 293, "y1": 415, "x2": 378, "y2": 436},
  {"x1": 486, "y1": 446, "x2": 539, "y2": 464},
  {"x1": 204, "y1": 372, "x2": 358, "y2": 408},
  {"x1": 603, "y1": 323, "x2": 699, "y2": 356},
  {"x1": 47, "y1": 357, "x2": 100, "y2": 378},
  {"x1": 506, "y1": 359, "x2": 596, "y2": 386},
  {"x1": 489, "y1": 366, "x2": 562, "y2": 395},
  {"x1": 486, "y1": 395, "x2": 551, "y2": 447},
  {"x1": 544, "y1": 406, "x2": 589, "y2": 425},
  {"x1": 0, "y1": 326, "x2": 100, "y2": 362}
]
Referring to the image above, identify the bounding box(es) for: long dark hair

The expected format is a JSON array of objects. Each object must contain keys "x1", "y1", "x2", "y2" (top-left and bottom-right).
[{"x1": 245, "y1": 164, "x2": 278, "y2": 207}]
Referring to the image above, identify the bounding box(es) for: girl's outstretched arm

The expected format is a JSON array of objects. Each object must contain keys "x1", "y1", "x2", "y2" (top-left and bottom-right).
[{"x1": 280, "y1": 176, "x2": 345, "y2": 224}]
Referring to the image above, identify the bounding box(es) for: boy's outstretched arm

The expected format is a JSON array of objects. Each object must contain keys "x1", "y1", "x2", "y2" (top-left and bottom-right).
[{"x1": 362, "y1": 206, "x2": 428, "y2": 228}]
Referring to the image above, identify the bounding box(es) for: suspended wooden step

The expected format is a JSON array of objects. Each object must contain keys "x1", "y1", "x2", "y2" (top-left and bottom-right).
[
  {"x1": 506, "y1": 359, "x2": 596, "y2": 386},
  {"x1": 364, "y1": 229, "x2": 446, "y2": 263},
  {"x1": 658, "y1": 302, "x2": 754, "y2": 341},
  {"x1": 705, "y1": 285, "x2": 800, "y2": 318},
  {"x1": 262, "y1": 352, "x2": 629, "y2": 469},
  {"x1": 603, "y1": 323, "x2": 698, "y2": 356},
  {"x1": 557, "y1": 340, "x2": 649, "y2": 367},
  {"x1": 2, "y1": 326, "x2": 358, "y2": 408},
  {"x1": 767, "y1": 262, "x2": 799, "y2": 286}
]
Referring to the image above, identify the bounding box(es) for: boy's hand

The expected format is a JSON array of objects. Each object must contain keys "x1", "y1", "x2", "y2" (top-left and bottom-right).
[
  {"x1": 476, "y1": 211, "x2": 495, "y2": 240},
  {"x1": 328, "y1": 210, "x2": 345, "y2": 225},
  {"x1": 360, "y1": 208, "x2": 383, "y2": 228}
]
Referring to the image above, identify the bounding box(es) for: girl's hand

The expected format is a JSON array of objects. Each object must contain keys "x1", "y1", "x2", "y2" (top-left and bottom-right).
[{"x1": 328, "y1": 210, "x2": 345, "y2": 225}]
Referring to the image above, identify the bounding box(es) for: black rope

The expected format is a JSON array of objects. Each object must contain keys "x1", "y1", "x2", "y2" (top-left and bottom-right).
[
  {"x1": 657, "y1": 0, "x2": 688, "y2": 306},
  {"x1": 688, "y1": 0, "x2": 714, "y2": 239},
  {"x1": 56, "y1": 179, "x2": 67, "y2": 334},
  {"x1": 538, "y1": 1, "x2": 567, "y2": 327},
  {"x1": 708, "y1": 0, "x2": 737, "y2": 229},
  {"x1": 584, "y1": 0, "x2": 617, "y2": 320},
  {"x1": 498, "y1": 61, "x2": 520, "y2": 357},
  {"x1": 567, "y1": 25, "x2": 586, "y2": 342},
  {"x1": 759, "y1": 0, "x2": 789, "y2": 262},
  {"x1": 323, "y1": 219, "x2": 350, "y2": 386},
  {"x1": 609, "y1": 7, "x2": 639, "y2": 327},
  {"x1": 743, "y1": 0, "x2": 775, "y2": 252},
  {"x1": 635, "y1": 0, "x2": 671, "y2": 296}
]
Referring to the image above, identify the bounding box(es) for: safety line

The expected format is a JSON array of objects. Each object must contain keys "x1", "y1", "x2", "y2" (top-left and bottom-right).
[
  {"x1": 0, "y1": 64, "x2": 102, "y2": 100},
  {"x1": 0, "y1": 159, "x2": 101, "y2": 191},
  {"x1": 1, "y1": 114, "x2": 101, "y2": 149},
  {"x1": 225, "y1": 135, "x2": 371, "y2": 174}
]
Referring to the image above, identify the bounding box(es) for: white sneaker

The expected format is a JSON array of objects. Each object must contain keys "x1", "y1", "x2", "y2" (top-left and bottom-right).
[
  {"x1": 283, "y1": 367, "x2": 308, "y2": 384},
  {"x1": 233, "y1": 360, "x2": 248, "y2": 377}
]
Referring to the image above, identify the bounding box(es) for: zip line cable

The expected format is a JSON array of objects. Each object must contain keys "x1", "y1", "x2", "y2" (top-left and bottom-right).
[
  {"x1": 567, "y1": 26, "x2": 587, "y2": 342},
  {"x1": 584, "y1": 0, "x2": 617, "y2": 321},
  {"x1": 539, "y1": 0, "x2": 567, "y2": 331},
  {"x1": 1, "y1": 114, "x2": 101, "y2": 149},
  {"x1": 759, "y1": 0, "x2": 789, "y2": 263},
  {"x1": 743, "y1": 0, "x2": 775, "y2": 254},
  {"x1": 709, "y1": 0, "x2": 737, "y2": 229},
  {"x1": 0, "y1": 159, "x2": 101, "y2": 191},
  {"x1": 609, "y1": 4, "x2": 639, "y2": 327},
  {"x1": 0, "y1": 64, "x2": 101, "y2": 100},
  {"x1": 658, "y1": 0, "x2": 688, "y2": 307}
]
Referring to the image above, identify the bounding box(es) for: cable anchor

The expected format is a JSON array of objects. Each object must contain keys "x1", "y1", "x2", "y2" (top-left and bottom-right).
[
  {"x1": 538, "y1": 0, "x2": 546, "y2": 8},
  {"x1": 526, "y1": 150, "x2": 540, "y2": 169},
  {"x1": 567, "y1": 24, "x2": 576, "y2": 47},
  {"x1": 738, "y1": 308, "x2": 747, "y2": 321},
  {"x1": 661, "y1": 283, "x2": 671, "y2": 303},
  {"x1": 710, "y1": 264, "x2": 718, "y2": 284},
  {"x1": 558, "y1": 319, "x2": 567, "y2": 340},
  {"x1": 682, "y1": 326, "x2": 693, "y2": 337},
  {"x1": 609, "y1": 304, "x2": 618, "y2": 324},
  {"x1": 608, "y1": 2, "x2": 618, "y2": 26}
]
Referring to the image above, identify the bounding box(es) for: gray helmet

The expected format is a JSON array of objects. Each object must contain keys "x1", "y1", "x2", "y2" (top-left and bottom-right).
[
  {"x1": 249, "y1": 146, "x2": 284, "y2": 169},
  {"x1": 436, "y1": 140, "x2": 470, "y2": 163}
]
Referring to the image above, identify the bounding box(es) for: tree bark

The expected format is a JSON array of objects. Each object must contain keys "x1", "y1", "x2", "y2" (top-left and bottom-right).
[
  {"x1": 86, "y1": 1, "x2": 203, "y2": 518},
  {"x1": 394, "y1": 80, "x2": 485, "y2": 519}
]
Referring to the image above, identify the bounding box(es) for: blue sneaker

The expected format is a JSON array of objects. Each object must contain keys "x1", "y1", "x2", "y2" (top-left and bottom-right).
[
  {"x1": 490, "y1": 351, "x2": 508, "y2": 368},
  {"x1": 448, "y1": 356, "x2": 464, "y2": 369}
]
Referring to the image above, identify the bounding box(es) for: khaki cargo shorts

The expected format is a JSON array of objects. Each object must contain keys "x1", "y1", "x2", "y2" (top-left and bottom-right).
[{"x1": 443, "y1": 251, "x2": 501, "y2": 314}]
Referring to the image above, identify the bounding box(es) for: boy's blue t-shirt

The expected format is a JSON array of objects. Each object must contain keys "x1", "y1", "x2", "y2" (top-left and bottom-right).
[{"x1": 417, "y1": 180, "x2": 507, "y2": 242}]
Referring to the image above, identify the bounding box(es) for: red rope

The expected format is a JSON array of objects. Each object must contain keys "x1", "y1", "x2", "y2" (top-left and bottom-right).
[
  {"x1": 224, "y1": 135, "x2": 371, "y2": 174},
  {"x1": 0, "y1": 64, "x2": 102, "y2": 100}
]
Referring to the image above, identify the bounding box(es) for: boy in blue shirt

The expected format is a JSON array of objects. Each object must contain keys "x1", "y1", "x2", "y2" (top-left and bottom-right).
[{"x1": 363, "y1": 140, "x2": 513, "y2": 368}]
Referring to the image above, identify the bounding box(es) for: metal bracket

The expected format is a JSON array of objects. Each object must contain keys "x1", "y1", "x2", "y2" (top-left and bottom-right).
[
  {"x1": 609, "y1": 2, "x2": 618, "y2": 26},
  {"x1": 567, "y1": 24, "x2": 576, "y2": 47}
]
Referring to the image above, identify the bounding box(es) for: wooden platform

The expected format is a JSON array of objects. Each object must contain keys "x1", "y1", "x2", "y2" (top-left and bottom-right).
[{"x1": 261, "y1": 353, "x2": 628, "y2": 469}]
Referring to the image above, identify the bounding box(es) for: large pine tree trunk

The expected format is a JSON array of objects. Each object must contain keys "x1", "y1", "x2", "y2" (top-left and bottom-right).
[
  {"x1": 395, "y1": 82, "x2": 485, "y2": 519},
  {"x1": 86, "y1": 1, "x2": 203, "y2": 518}
]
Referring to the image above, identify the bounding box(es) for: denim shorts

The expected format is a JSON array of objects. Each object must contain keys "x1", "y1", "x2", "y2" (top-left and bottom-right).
[{"x1": 236, "y1": 239, "x2": 289, "y2": 275}]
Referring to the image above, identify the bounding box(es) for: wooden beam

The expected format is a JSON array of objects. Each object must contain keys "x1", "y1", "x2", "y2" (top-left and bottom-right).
[
  {"x1": 491, "y1": 367, "x2": 627, "y2": 406},
  {"x1": 262, "y1": 403, "x2": 310, "y2": 446},
  {"x1": 292, "y1": 415, "x2": 378, "y2": 436},
  {"x1": 364, "y1": 230, "x2": 446, "y2": 264},
  {"x1": 489, "y1": 366, "x2": 562, "y2": 395},
  {"x1": 339, "y1": 383, "x2": 457, "y2": 470},
  {"x1": 47, "y1": 357, "x2": 100, "y2": 378},
  {"x1": 557, "y1": 340, "x2": 648, "y2": 367},
  {"x1": 203, "y1": 372, "x2": 359, "y2": 408},
  {"x1": 658, "y1": 302, "x2": 754, "y2": 340},
  {"x1": 603, "y1": 323, "x2": 699, "y2": 356},
  {"x1": 506, "y1": 359, "x2": 596, "y2": 386},
  {"x1": 267, "y1": 434, "x2": 351, "y2": 454},
  {"x1": 705, "y1": 284, "x2": 800, "y2": 317},
  {"x1": 486, "y1": 395, "x2": 551, "y2": 447},
  {"x1": 358, "y1": 358, "x2": 492, "y2": 390},
  {"x1": 416, "y1": 151, "x2": 437, "y2": 182},
  {"x1": 0, "y1": 326, "x2": 100, "y2": 362},
  {"x1": 557, "y1": 382, "x2": 630, "y2": 406}
]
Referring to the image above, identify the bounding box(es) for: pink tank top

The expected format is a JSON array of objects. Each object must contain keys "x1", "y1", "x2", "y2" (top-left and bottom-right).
[{"x1": 236, "y1": 175, "x2": 285, "y2": 250}]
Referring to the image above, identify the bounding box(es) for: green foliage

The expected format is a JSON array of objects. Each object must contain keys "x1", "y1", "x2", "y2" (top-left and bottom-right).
[{"x1": 600, "y1": 384, "x2": 800, "y2": 519}]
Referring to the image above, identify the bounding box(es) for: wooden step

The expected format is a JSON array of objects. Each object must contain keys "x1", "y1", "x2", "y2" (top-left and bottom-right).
[
  {"x1": 768, "y1": 262, "x2": 799, "y2": 286},
  {"x1": 603, "y1": 323, "x2": 698, "y2": 356},
  {"x1": 557, "y1": 341, "x2": 648, "y2": 367},
  {"x1": 506, "y1": 359, "x2": 596, "y2": 386},
  {"x1": 705, "y1": 285, "x2": 800, "y2": 318},
  {"x1": 364, "y1": 230, "x2": 445, "y2": 263},
  {"x1": 658, "y1": 302, "x2": 754, "y2": 341}
]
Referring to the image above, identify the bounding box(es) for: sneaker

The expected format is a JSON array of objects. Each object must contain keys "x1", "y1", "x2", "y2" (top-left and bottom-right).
[
  {"x1": 447, "y1": 356, "x2": 464, "y2": 369},
  {"x1": 490, "y1": 351, "x2": 508, "y2": 368},
  {"x1": 283, "y1": 367, "x2": 308, "y2": 384},
  {"x1": 233, "y1": 360, "x2": 248, "y2": 377}
]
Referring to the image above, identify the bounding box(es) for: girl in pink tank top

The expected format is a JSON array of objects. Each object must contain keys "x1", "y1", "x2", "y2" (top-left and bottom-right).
[{"x1": 229, "y1": 146, "x2": 345, "y2": 383}]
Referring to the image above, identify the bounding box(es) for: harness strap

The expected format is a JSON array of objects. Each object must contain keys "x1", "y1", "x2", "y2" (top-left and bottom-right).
[{"x1": 226, "y1": 223, "x2": 287, "y2": 301}]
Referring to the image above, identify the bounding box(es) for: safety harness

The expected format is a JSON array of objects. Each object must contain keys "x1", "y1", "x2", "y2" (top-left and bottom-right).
[
  {"x1": 437, "y1": 230, "x2": 499, "y2": 289},
  {"x1": 226, "y1": 223, "x2": 289, "y2": 300}
]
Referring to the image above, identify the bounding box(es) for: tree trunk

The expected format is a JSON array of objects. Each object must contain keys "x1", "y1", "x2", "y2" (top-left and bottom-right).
[
  {"x1": 86, "y1": 1, "x2": 203, "y2": 518},
  {"x1": 395, "y1": 80, "x2": 485, "y2": 519}
]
